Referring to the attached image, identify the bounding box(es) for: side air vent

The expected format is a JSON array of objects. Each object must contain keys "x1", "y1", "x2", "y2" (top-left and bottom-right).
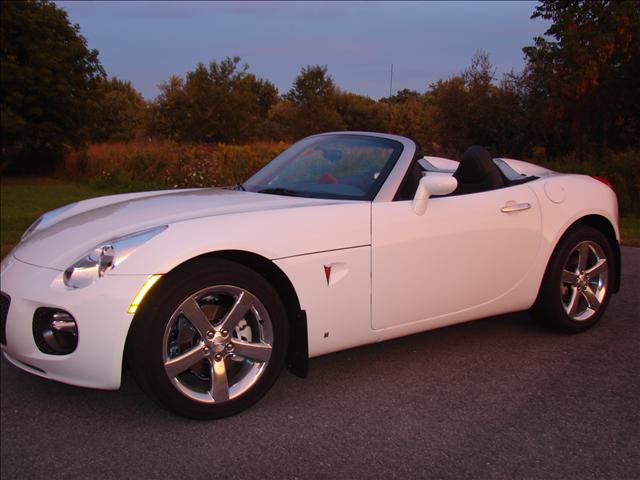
[{"x1": 0, "y1": 292, "x2": 10, "y2": 345}]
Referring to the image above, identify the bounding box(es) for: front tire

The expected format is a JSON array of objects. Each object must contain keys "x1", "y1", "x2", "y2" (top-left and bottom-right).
[
  {"x1": 534, "y1": 225, "x2": 615, "y2": 333},
  {"x1": 128, "y1": 258, "x2": 289, "y2": 419}
]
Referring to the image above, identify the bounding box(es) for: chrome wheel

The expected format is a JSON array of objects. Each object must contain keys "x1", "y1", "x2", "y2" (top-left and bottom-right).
[
  {"x1": 162, "y1": 285, "x2": 273, "y2": 404},
  {"x1": 560, "y1": 240, "x2": 608, "y2": 322}
]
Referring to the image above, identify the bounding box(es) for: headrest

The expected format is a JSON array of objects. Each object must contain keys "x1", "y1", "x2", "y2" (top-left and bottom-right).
[{"x1": 455, "y1": 146, "x2": 495, "y2": 183}]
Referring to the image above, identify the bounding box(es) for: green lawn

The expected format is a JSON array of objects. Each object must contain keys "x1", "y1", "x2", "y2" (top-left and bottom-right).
[
  {"x1": 0, "y1": 177, "x2": 118, "y2": 259},
  {"x1": 1, "y1": 177, "x2": 638, "y2": 259}
]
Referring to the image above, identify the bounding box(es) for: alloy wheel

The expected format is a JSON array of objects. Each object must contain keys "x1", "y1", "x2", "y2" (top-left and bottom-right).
[
  {"x1": 161, "y1": 285, "x2": 273, "y2": 403},
  {"x1": 560, "y1": 240, "x2": 608, "y2": 322}
]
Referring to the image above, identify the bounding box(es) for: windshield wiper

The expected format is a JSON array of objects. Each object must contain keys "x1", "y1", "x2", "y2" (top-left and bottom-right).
[
  {"x1": 224, "y1": 183, "x2": 246, "y2": 191},
  {"x1": 257, "y1": 187, "x2": 306, "y2": 197}
]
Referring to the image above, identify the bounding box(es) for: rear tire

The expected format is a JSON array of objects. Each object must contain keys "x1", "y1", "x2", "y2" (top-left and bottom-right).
[
  {"x1": 534, "y1": 225, "x2": 614, "y2": 333},
  {"x1": 128, "y1": 258, "x2": 289, "y2": 419}
]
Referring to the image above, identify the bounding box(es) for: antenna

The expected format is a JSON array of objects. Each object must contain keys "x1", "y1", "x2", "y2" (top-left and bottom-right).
[{"x1": 389, "y1": 63, "x2": 394, "y2": 98}]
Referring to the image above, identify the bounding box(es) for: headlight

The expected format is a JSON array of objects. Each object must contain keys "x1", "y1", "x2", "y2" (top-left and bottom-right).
[
  {"x1": 21, "y1": 203, "x2": 77, "y2": 241},
  {"x1": 63, "y1": 226, "x2": 167, "y2": 289}
]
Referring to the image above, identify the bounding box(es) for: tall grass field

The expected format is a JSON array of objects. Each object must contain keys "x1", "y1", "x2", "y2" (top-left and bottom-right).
[
  {"x1": 63, "y1": 140, "x2": 289, "y2": 191},
  {"x1": 62, "y1": 141, "x2": 638, "y2": 216}
]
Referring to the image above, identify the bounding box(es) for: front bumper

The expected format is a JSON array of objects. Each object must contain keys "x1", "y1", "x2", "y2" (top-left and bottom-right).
[{"x1": 1, "y1": 255, "x2": 150, "y2": 390}]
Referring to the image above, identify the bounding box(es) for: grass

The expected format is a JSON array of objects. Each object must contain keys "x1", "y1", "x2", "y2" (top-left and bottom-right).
[
  {"x1": 1, "y1": 177, "x2": 639, "y2": 260},
  {"x1": 0, "y1": 177, "x2": 118, "y2": 259},
  {"x1": 621, "y1": 215, "x2": 640, "y2": 247}
]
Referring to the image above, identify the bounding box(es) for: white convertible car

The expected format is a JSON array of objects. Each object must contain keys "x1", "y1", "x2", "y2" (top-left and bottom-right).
[{"x1": 0, "y1": 132, "x2": 620, "y2": 418}]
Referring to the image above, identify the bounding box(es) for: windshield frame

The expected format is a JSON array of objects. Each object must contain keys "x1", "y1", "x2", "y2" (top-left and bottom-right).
[{"x1": 243, "y1": 133, "x2": 405, "y2": 201}]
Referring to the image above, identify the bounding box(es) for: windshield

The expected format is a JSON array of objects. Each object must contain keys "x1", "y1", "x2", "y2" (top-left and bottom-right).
[{"x1": 243, "y1": 134, "x2": 404, "y2": 200}]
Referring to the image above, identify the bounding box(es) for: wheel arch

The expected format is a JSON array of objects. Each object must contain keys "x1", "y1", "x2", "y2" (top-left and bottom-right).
[
  {"x1": 124, "y1": 249, "x2": 309, "y2": 378},
  {"x1": 571, "y1": 215, "x2": 621, "y2": 293},
  {"x1": 539, "y1": 214, "x2": 621, "y2": 299}
]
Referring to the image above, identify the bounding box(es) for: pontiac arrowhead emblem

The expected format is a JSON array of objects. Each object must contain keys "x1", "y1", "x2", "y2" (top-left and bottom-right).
[{"x1": 323, "y1": 265, "x2": 332, "y2": 285}]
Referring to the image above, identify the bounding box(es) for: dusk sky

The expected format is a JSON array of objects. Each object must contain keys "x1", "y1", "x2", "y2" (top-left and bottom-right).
[{"x1": 57, "y1": 1, "x2": 551, "y2": 100}]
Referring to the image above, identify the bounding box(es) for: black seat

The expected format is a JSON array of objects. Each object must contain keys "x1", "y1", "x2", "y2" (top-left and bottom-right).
[{"x1": 452, "y1": 145, "x2": 505, "y2": 195}]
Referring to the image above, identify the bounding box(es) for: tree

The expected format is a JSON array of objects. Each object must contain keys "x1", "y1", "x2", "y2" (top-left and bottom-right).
[
  {"x1": 385, "y1": 89, "x2": 422, "y2": 104},
  {"x1": 422, "y1": 50, "x2": 542, "y2": 158},
  {"x1": 91, "y1": 77, "x2": 149, "y2": 142},
  {"x1": 153, "y1": 57, "x2": 278, "y2": 142},
  {"x1": 462, "y1": 49, "x2": 495, "y2": 88},
  {"x1": 492, "y1": 70, "x2": 537, "y2": 156},
  {"x1": 386, "y1": 94, "x2": 433, "y2": 149},
  {"x1": 334, "y1": 91, "x2": 386, "y2": 132},
  {"x1": 460, "y1": 50, "x2": 500, "y2": 150},
  {"x1": 427, "y1": 76, "x2": 471, "y2": 155},
  {"x1": 1, "y1": 0, "x2": 104, "y2": 172},
  {"x1": 523, "y1": 0, "x2": 640, "y2": 153},
  {"x1": 286, "y1": 65, "x2": 336, "y2": 106},
  {"x1": 152, "y1": 76, "x2": 188, "y2": 141},
  {"x1": 276, "y1": 65, "x2": 344, "y2": 138}
]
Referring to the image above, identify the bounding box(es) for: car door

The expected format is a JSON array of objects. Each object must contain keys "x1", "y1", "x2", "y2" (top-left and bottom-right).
[{"x1": 371, "y1": 184, "x2": 541, "y2": 330}]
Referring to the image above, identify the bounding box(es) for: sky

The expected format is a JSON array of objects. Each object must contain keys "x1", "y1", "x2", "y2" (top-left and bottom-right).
[{"x1": 57, "y1": 1, "x2": 550, "y2": 100}]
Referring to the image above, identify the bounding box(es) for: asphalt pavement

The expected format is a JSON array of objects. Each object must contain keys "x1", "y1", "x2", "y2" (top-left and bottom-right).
[{"x1": 1, "y1": 247, "x2": 638, "y2": 480}]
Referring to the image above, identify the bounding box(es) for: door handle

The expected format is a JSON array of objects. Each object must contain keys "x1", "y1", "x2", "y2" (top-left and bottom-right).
[{"x1": 501, "y1": 202, "x2": 531, "y2": 213}]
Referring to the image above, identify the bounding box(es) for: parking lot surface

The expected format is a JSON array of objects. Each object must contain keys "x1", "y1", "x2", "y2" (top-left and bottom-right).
[{"x1": 1, "y1": 247, "x2": 638, "y2": 479}]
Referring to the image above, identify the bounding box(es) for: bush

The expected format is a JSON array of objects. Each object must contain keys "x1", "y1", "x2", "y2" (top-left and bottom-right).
[
  {"x1": 63, "y1": 142, "x2": 638, "y2": 217},
  {"x1": 536, "y1": 150, "x2": 640, "y2": 216},
  {"x1": 62, "y1": 140, "x2": 288, "y2": 191}
]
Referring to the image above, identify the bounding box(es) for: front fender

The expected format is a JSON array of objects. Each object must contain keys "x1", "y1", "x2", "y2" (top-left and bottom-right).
[{"x1": 110, "y1": 202, "x2": 371, "y2": 275}]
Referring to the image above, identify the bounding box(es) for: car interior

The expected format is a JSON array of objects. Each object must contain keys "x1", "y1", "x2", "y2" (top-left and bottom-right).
[{"x1": 394, "y1": 143, "x2": 536, "y2": 201}]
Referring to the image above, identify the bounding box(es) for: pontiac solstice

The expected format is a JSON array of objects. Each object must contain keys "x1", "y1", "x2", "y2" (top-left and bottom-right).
[{"x1": 0, "y1": 132, "x2": 620, "y2": 418}]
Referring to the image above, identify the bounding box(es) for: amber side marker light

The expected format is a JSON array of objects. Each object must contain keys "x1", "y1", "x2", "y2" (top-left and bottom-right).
[{"x1": 128, "y1": 274, "x2": 162, "y2": 314}]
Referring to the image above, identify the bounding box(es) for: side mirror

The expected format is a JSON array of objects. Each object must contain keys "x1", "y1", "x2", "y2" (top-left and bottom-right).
[{"x1": 412, "y1": 174, "x2": 458, "y2": 215}]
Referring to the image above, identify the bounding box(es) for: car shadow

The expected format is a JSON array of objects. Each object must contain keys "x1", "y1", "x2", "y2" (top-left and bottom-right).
[{"x1": 0, "y1": 310, "x2": 574, "y2": 424}]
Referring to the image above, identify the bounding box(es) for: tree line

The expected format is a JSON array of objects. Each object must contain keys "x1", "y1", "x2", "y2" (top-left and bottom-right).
[{"x1": 1, "y1": 0, "x2": 639, "y2": 173}]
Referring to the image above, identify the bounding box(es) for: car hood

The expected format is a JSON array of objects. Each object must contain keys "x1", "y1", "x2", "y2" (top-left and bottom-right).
[{"x1": 12, "y1": 188, "x2": 346, "y2": 269}]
